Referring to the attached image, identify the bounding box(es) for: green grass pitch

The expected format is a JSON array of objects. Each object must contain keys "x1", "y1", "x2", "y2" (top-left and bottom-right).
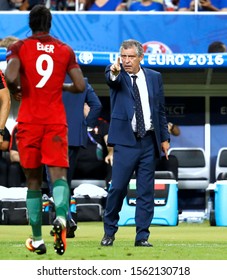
[{"x1": 1, "y1": 221, "x2": 227, "y2": 260}]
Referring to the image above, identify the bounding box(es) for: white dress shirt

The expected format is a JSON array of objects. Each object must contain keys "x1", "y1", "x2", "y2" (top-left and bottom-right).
[
  {"x1": 130, "y1": 69, "x2": 152, "y2": 132},
  {"x1": 110, "y1": 69, "x2": 152, "y2": 132}
]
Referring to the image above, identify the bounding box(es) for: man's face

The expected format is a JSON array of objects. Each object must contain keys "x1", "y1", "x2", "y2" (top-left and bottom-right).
[{"x1": 120, "y1": 47, "x2": 144, "y2": 74}]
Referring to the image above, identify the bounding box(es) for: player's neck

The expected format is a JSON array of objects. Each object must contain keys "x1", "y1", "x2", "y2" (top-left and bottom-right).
[{"x1": 32, "y1": 31, "x2": 49, "y2": 37}]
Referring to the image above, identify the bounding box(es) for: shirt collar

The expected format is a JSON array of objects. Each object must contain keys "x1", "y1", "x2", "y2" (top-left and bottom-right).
[{"x1": 129, "y1": 68, "x2": 143, "y2": 79}]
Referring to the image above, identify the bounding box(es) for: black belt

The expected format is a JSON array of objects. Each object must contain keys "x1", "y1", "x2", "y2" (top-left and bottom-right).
[{"x1": 134, "y1": 130, "x2": 154, "y2": 139}]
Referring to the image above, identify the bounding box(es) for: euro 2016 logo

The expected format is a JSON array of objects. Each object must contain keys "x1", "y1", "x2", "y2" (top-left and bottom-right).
[
  {"x1": 78, "y1": 51, "x2": 94, "y2": 64},
  {"x1": 143, "y1": 41, "x2": 172, "y2": 54}
]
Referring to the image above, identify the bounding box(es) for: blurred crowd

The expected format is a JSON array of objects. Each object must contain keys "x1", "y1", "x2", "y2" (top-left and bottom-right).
[{"x1": 1, "y1": 0, "x2": 227, "y2": 12}]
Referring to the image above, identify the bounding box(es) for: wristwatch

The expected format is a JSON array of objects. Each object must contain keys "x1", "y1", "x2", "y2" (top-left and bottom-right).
[{"x1": 0, "y1": 129, "x2": 5, "y2": 136}]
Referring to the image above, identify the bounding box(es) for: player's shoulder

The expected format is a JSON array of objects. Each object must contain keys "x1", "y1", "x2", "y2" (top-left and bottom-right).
[
  {"x1": 50, "y1": 37, "x2": 74, "y2": 57},
  {"x1": 6, "y1": 39, "x2": 24, "y2": 59},
  {"x1": 10, "y1": 39, "x2": 25, "y2": 48},
  {"x1": 50, "y1": 36, "x2": 72, "y2": 49}
]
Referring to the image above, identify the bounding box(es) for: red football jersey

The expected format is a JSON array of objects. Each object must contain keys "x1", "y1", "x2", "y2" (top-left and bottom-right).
[{"x1": 6, "y1": 33, "x2": 80, "y2": 125}]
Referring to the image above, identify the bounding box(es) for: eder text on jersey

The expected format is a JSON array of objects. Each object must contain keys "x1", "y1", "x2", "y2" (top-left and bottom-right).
[{"x1": 37, "y1": 42, "x2": 54, "y2": 53}]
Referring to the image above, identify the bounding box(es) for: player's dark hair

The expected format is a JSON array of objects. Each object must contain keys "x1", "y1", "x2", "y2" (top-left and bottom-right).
[
  {"x1": 29, "y1": 5, "x2": 52, "y2": 34},
  {"x1": 208, "y1": 41, "x2": 226, "y2": 53}
]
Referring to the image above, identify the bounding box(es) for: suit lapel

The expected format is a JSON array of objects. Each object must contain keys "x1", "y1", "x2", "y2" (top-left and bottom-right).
[
  {"x1": 122, "y1": 69, "x2": 135, "y2": 99},
  {"x1": 143, "y1": 68, "x2": 153, "y2": 99}
]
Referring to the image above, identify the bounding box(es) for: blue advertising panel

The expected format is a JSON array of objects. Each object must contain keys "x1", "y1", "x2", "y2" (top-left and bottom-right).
[
  {"x1": 165, "y1": 97, "x2": 205, "y2": 149},
  {"x1": 165, "y1": 96, "x2": 205, "y2": 125},
  {"x1": 210, "y1": 96, "x2": 227, "y2": 125},
  {"x1": 76, "y1": 52, "x2": 227, "y2": 68},
  {"x1": 0, "y1": 12, "x2": 227, "y2": 54},
  {"x1": 1, "y1": 47, "x2": 227, "y2": 68}
]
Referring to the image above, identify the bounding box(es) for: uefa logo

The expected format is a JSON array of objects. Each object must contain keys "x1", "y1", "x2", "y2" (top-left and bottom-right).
[{"x1": 78, "y1": 51, "x2": 94, "y2": 64}]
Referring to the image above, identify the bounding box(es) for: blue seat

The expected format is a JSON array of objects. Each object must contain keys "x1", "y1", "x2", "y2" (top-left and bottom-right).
[{"x1": 168, "y1": 148, "x2": 209, "y2": 190}]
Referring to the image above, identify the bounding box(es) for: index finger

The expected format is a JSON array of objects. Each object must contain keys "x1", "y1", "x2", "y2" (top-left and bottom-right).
[{"x1": 117, "y1": 56, "x2": 120, "y2": 66}]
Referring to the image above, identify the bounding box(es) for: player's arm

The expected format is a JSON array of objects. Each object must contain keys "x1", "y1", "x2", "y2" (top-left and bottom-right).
[
  {"x1": 63, "y1": 67, "x2": 85, "y2": 93},
  {"x1": 5, "y1": 57, "x2": 21, "y2": 95},
  {"x1": 0, "y1": 138, "x2": 9, "y2": 151},
  {"x1": 0, "y1": 87, "x2": 11, "y2": 128}
]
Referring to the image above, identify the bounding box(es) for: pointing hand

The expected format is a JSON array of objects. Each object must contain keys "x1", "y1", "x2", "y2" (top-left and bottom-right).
[{"x1": 110, "y1": 57, "x2": 121, "y2": 76}]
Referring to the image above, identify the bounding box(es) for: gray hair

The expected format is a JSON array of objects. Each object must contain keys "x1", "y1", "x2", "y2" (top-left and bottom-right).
[{"x1": 120, "y1": 39, "x2": 144, "y2": 57}]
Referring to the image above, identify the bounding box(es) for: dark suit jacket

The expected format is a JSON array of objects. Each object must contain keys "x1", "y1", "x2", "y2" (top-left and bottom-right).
[
  {"x1": 105, "y1": 65, "x2": 169, "y2": 157},
  {"x1": 63, "y1": 77, "x2": 102, "y2": 148}
]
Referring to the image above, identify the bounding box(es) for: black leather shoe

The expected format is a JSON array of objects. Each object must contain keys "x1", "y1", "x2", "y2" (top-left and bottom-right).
[
  {"x1": 135, "y1": 240, "x2": 153, "y2": 247},
  {"x1": 50, "y1": 218, "x2": 78, "y2": 238},
  {"x1": 66, "y1": 219, "x2": 77, "y2": 238},
  {"x1": 100, "y1": 234, "x2": 115, "y2": 246}
]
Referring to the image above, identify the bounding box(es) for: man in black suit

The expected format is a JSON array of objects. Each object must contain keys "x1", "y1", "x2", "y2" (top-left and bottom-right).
[{"x1": 101, "y1": 39, "x2": 170, "y2": 247}]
